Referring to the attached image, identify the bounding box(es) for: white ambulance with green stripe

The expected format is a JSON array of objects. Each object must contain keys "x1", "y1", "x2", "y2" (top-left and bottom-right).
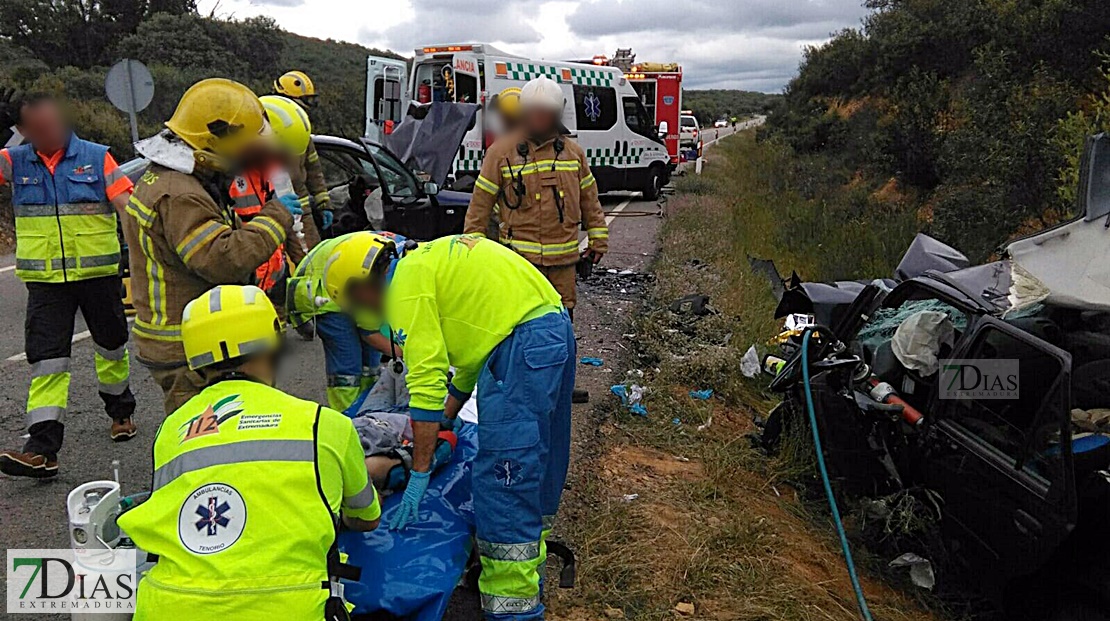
[{"x1": 365, "y1": 43, "x2": 673, "y2": 199}]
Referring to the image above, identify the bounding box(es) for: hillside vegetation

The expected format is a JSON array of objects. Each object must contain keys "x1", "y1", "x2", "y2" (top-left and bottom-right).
[
  {"x1": 684, "y1": 89, "x2": 779, "y2": 125},
  {"x1": 0, "y1": 1, "x2": 399, "y2": 157},
  {"x1": 768, "y1": 0, "x2": 1110, "y2": 262}
]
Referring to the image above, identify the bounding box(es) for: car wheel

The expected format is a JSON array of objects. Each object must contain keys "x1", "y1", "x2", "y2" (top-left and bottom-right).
[{"x1": 642, "y1": 166, "x2": 663, "y2": 201}]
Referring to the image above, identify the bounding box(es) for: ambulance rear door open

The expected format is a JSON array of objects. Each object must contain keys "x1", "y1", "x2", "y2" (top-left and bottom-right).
[{"x1": 365, "y1": 55, "x2": 409, "y2": 138}]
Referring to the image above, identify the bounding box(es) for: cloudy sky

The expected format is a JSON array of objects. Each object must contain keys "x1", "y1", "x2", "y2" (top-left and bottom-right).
[{"x1": 197, "y1": 0, "x2": 871, "y2": 92}]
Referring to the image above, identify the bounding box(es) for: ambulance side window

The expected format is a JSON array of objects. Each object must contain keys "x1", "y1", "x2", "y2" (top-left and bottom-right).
[
  {"x1": 573, "y1": 85, "x2": 617, "y2": 131},
  {"x1": 622, "y1": 96, "x2": 653, "y2": 138}
]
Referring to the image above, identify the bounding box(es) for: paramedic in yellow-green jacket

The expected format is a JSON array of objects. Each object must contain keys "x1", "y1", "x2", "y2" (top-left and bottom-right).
[
  {"x1": 325, "y1": 233, "x2": 575, "y2": 620},
  {"x1": 118, "y1": 284, "x2": 378, "y2": 621}
]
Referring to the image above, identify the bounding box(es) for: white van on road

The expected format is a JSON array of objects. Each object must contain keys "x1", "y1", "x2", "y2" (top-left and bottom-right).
[{"x1": 366, "y1": 43, "x2": 674, "y2": 199}]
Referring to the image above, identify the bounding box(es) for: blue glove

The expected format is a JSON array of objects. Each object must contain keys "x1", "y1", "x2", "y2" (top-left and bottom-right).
[
  {"x1": 278, "y1": 194, "x2": 303, "y2": 216},
  {"x1": 389, "y1": 469, "x2": 430, "y2": 530},
  {"x1": 320, "y1": 209, "x2": 334, "y2": 229}
]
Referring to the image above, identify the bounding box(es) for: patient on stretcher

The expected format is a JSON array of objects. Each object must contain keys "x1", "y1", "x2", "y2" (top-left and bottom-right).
[{"x1": 353, "y1": 362, "x2": 460, "y2": 494}]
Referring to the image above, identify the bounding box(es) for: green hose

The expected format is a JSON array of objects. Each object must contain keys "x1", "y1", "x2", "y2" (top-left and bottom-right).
[{"x1": 801, "y1": 328, "x2": 873, "y2": 621}]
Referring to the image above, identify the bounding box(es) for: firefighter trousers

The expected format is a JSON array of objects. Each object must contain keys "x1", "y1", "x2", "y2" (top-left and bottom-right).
[
  {"x1": 474, "y1": 310, "x2": 575, "y2": 621},
  {"x1": 23, "y1": 276, "x2": 135, "y2": 459},
  {"x1": 536, "y1": 264, "x2": 577, "y2": 310},
  {"x1": 315, "y1": 312, "x2": 381, "y2": 416}
]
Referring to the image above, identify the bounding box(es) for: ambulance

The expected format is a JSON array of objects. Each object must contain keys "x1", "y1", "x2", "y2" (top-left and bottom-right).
[{"x1": 365, "y1": 43, "x2": 673, "y2": 199}]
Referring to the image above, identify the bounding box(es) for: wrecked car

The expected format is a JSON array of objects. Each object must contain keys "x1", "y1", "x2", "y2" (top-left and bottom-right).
[{"x1": 759, "y1": 135, "x2": 1110, "y2": 620}]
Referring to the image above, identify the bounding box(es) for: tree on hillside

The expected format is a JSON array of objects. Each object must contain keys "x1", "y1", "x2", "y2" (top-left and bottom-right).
[
  {"x1": 0, "y1": 0, "x2": 196, "y2": 69},
  {"x1": 768, "y1": 0, "x2": 1110, "y2": 261}
]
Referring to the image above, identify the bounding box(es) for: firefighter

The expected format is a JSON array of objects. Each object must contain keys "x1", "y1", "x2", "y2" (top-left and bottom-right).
[
  {"x1": 463, "y1": 76, "x2": 608, "y2": 315},
  {"x1": 0, "y1": 92, "x2": 136, "y2": 479},
  {"x1": 227, "y1": 95, "x2": 313, "y2": 309},
  {"x1": 117, "y1": 284, "x2": 379, "y2": 620},
  {"x1": 273, "y1": 70, "x2": 332, "y2": 246},
  {"x1": 123, "y1": 78, "x2": 297, "y2": 415},
  {"x1": 329, "y1": 233, "x2": 575, "y2": 621},
  {"x1": 286, "y1": 231, "x2": 410, "y2": 415}
]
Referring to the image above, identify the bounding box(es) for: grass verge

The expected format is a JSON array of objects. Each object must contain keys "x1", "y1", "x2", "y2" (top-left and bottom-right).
[{"x1": 549, "y1": 132, "x2": 946, "y2": 620}]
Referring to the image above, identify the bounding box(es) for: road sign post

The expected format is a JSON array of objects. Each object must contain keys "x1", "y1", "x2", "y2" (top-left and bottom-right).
[{"x1": 105, "y1": 59, "x2": 154, "y2": 146}]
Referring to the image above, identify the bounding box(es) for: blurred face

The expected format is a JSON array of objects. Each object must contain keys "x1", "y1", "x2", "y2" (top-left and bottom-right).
[
  {"x1": 348, "y1": 280, "x2": 384, "y2": 313},
  {"x1": 233, "y1": 132, "x2": 283, "y2": 173},
  {"x1": 523, "y1": 107, "x2": 560, "y2": 139},
  {"x1": 18, "y1": 100, "x2": 69, "y2": 155}
]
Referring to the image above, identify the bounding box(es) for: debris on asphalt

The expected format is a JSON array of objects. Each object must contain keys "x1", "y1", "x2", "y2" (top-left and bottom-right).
[
  {"x1": 741, "y1": 345, "x2": 760, "y2": 377},
  {"x1": 580, "y1": 356, "x2": 604, "y2": 366},
  {"x1": 674, "y1": 602, "x2": 696, "y2": 616},
  {"x1": 669, "y1": 293, "x2": 712, "y2": 316},
  {"x1": 689, "y1": 389, "x2": 713, "y2": 400},
  {"x1": 889, "y1": 553, "x2": 936, "y2": 590},
  {"x1": 580, "y1": 270, "x2": 654, "y2": 299}
]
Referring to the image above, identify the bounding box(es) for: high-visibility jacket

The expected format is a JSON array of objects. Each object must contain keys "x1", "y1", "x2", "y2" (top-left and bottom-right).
[
  {"x1": 0, "y1": 135, "x2": 129, "y2": 282},
  {"x1": 117, "y1": 378, "x2": 380, "y2": 620},
  {"x1": 229, "y1": 167, "x2": 288, "y2": 292},
  {"x1": 385, "y1": 234, "x2": 563, "y2": 421},
  {"x1": 123, "y1": 164, "x2": 292, "y2": 366},
  {"x1": 463, "y1": 130, "x2": 608, "y2": 267}
]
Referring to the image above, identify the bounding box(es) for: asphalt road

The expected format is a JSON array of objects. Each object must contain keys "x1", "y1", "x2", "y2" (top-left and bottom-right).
[{"x1": 0, "y1": 125, "x2": 750, "y2": 618}]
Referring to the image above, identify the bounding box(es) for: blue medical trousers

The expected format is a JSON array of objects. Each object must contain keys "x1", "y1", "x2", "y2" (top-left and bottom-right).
[
  {"x1": 474, "y1": 310, "x2": 576, "y2": 621},
  {"x1": 314, "y1": 311, "x2": 381, "y2": 416}
]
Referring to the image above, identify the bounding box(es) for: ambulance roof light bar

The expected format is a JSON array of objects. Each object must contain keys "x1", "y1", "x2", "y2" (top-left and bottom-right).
[{"x1": 417, "y1": 44, "x2": 481, "y2": 55}]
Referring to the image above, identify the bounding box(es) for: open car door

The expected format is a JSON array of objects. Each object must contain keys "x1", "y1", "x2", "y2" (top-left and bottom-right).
[
  {"x1": 923, "y1": 316, "x2": 1075, "y2": 597},
  {"x1": 365, "y1": 55, "x2": 410, "y2": 138}
]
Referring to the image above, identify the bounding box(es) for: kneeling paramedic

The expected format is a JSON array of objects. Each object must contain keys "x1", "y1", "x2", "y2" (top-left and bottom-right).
[
  {"x1": 117, "y1": 284, "x2": 379, "y2": 620},
  {"x1": 287, "y1": 231, "x2": 411, "y2": 415},
  {"x1": 329, "y1": 233, "x2": 575, "y2": 621}
]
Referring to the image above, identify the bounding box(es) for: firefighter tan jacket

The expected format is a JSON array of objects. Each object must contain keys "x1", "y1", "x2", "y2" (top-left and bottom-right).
[
  {"x1": 464, "y1": 131, "x2": 608, "y2": 267},
  {"x1": 123, "y1": 164, "x2": 293, "y2": 366},
  {"x1": 291, "y1": 141, "x2": 330, "y2": 214}
]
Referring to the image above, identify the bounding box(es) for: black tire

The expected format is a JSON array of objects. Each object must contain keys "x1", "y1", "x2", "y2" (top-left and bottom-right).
[{"x1": 642, "y1": 165, "x2": 663, "y2": 201}]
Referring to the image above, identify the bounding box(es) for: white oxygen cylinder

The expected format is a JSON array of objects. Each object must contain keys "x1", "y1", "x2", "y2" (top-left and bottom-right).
[{"x1": 67, "y1": 481, "x2": 133, "y2": 621}]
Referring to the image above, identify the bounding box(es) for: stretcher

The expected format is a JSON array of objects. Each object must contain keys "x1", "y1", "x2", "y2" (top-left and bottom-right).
[{"x1": 340, "y1": 421, "x2": 478, "y2": 620}]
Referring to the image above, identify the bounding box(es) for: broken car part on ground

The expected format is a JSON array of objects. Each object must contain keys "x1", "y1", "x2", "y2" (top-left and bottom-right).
[{"x1": 754, "y1": 134, "x2": 1110, "y2": 621}]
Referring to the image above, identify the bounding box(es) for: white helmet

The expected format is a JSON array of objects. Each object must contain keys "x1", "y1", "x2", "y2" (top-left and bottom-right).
[{"x1": 520, "y1": 76, "x2": 564, "y2": 113}]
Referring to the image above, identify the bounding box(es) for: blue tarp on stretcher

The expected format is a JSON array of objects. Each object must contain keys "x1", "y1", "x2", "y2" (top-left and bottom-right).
[{"x1": 339, "y1": 422, "x2": 477, "y2": 620}]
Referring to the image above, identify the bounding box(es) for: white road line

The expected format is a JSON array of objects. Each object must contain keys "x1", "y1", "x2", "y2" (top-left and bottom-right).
[
  {"x1": 5, "y1": 318, "x2": 134, "y2": 362},
  {"x1": 0, "y1": 265, "x2": 14, "y2": 274},
  {"x1": 580, "y1": 196, "x2": 634, "y2": 252}
]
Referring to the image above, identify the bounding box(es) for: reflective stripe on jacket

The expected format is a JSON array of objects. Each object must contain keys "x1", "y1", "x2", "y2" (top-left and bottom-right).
[
  {"x1": 116, "y1": 379, "x2": 379, "y2": 620},
  {"x1": 463, "y1": 131, "x2": 608, "y2": 267},
  {"x1": 7, "y1": 135, "x2": 122, "y2": 282}
]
